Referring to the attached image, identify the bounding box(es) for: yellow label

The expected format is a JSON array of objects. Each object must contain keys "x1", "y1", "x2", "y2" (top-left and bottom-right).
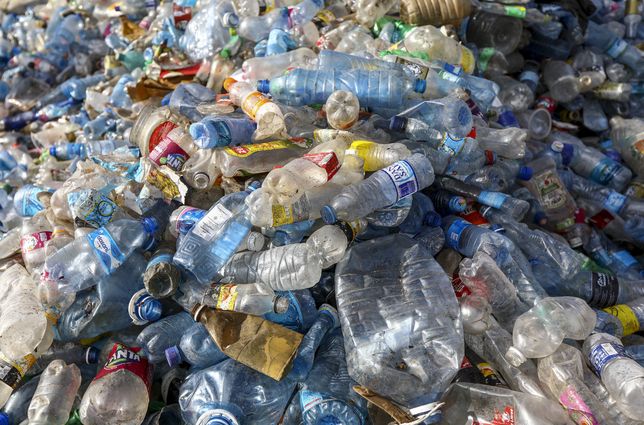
[
  {"x1": 477, "y1": 362, "x2": 496, "y2": 378},
  {"x1": 272, "y1": 204, "x2": 296, "y2": 227},
  {"x1": 315, "y1": 9, "x2": 336, "y2": 24},
  {"x1": 347, "y1": 140, "x2": 381, "y2": 171},
  {"x1": 460, "y1": 46, "x2": 475, "y2": 74},
  {"x1": 241, "y1": 92, "x2": 270, "y2": 120},
  {"x1": 224, "y1": 140, "x2": 293, "y2": 158},
  {"x1": 603, "y1": 304, "x2": 640, "y2": 336},
  {"x1": 215, "y1": 284, "x2": 239, "y2": 311},
  {"x1": 0, "y1": 352, "x2": 36, "y2": 378}
]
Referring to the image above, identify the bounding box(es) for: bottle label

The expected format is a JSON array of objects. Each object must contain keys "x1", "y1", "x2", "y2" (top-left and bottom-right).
[
  {"x1": 347, "y1": 140, "x2": 380, "y2": 171},
  {"x1": 603, "y1": 191, "x2": 626, "y2": 214},
  {"x1": 477, "y1": 48, "x2": 495, "y2": 73},
  {"x1": 314, "y1": 9, "x2": 336, "y2": 25},
  {"x1": 302, "y1": 151, "x2": 340, "y2": 180},
  {"x1": 87, "y1": 227, "x2": 126, "y2": 274},
  {"x1": 588, "y1": 272, "x2": 619, "y2": 308},
  {"x1": 438, "y1": 133, "x2": 466, "y2": 156},
  {"x1": 589, "y1": 158, "x2": 621, "y2": 186},
  {"x1": 477, "y1": 362, "x2": 496, "y2": 379},
  {"x1": 588, "y1": 209, "x2": 614, "y2": 230},
  {"x1": 460, "y1": 46, "x2": 475, "y2": 74},
  {"x1": 70, "y1": 190, "x2": 119, "y2": 228},
  {"x1": 212, "y1": 284, "x2": 239, "y2": 311},
  {"x1": 612, "y1": 250, "x2": 639, "y2": 268},
  {"x1": 534, "y1": 171, "x2": 566, "y2": 209},
  {"x1": 603, "y1": 304, "x2": 640, "y2": 336},
  {"x1": 559, "y1": 385, "x2": 599, "y2": 425},
  {"x1": 504, "y1": 5, "x2": 526, "y2": 18},
  {"x1": 18, "y1": 185, "x2": 47, "y2": 217},
  {"x1": 241, "y1": 92, "x2": 270, "y2": 120},
  {"x1": 148, "y1": 120, "x2": 178, "y2": 152},
  {"x1": 606, "y1": 38, "x2": 628, "y2": 58},
  {"x1": 20, "y1": 231, "x2": 52, "y2": 254},
  {"x1": 224, "y1": 139, "x2": 312, "y2": 158},
  {"x1": 589, "y1": 342, "x2": 629, "y2": 377},
  {"x1": 191, "y1": 203, "x2": 234, "y2": 241},
  {"x1": 478, "y1": 191, "x2": 508, "y2": 209},
  {"x1": 446, "y1": 219, "x2": 470, "y2": 249},
  {"x1": 94, "y1": 343, "x2": 152, "y2": 393},
  {"x1": 176, "y1": 207, "x2": 206, "y2": 236},
  {"x1": 146, "y1": 252, "x2": 174, "y2": 270},
  {"x1": 272, "y1": 204, "x2": 306, "y2": 227},
  {"x1": 149, "y1": 134, "x2": 190, "y2": 172},
  {"x1": 394, "y1": 56, "x2": 429, "y2": 80},
  {"x1": 0, "y1": 353, "x2": 35, "y2": 389},
  {"x1": 520, "y1": 70, "x2": 539, "y2": 86},
  {"x1": 300, "y1": 390, "x2": 334, "y2": 414},
  {"x1": 554, "y1": 216, "x2": 575, "y2": 232},
  {"x1": 472, "y1": 406, "x2": 515, "y2": 425},
  {"x1": 382, "y1": 160, "x2": 418, "y2": 201}
]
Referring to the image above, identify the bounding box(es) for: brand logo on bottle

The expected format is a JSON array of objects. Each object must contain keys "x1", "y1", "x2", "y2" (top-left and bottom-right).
[
  {"x1": 94, "y1": 343, "x2": 152, "y2": 393},
  {"x1": 104, "y1": 344, "x2": 142, "y2": 369},
  {"x1": 473, "y1": 406, "x2": 515, "y2": 425}
]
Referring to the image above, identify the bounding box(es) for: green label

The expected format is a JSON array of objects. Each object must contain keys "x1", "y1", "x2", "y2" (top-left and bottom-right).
[
  {"x1": 478, "y1": 47, "x2": 495, "y2": 72},
  {"x1": 504, "y1": 5, "x2": 526, "y2": 18}
]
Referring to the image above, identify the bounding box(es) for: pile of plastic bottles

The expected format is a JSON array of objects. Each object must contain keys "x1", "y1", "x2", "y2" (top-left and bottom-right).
[{"x1": 0, "y1": 0, "x2": 642, "y2": 423}]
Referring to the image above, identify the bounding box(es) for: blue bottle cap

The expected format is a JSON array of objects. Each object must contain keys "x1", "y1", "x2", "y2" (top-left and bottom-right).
[
  {"x1": 518, "y1": 166, "x2": 533, "y2": 181},
  {"x1": 0, "y1": 412, "x2": 8, "y2": 425},
  {"x1": 320, "y1": 205, "x2": 337, "y2": 224},
  {"x1": 257, "y1": 80, "x2": 270, "y2": 93},
  {"x1": 247, "y1": 180, "x2": 262, "y2": 191},
  {"x1": 161, "y1": 92, "x2": 172, "y2": 106},
  {"x1": 448, "y1": 196, "x2": 467, "y2": 213},
  {"x1": 389, "y1": 115, "x2": 407, "y2": 131},
  {"x1": 201, "y1": 410, "x2": 240, "y2": 425},
  {"x1": 533, "y1": 211, "x2": 547, "y2": 226},
  {"x1": 129, "y1": 289, "x2": 163, "y2": 325},
  {"x1": 142, "y1": 217, "x2": 159, "y2": 234},
  {"x1": 414, "y1": 79, "x2": 427, "y2": 94},
  {"x1": 560, "y1": 143, "x2": 574, "y2": 166},
  {"x1": 85, "y1": 346, "x2": 100, "y2": 364},
  {"x1": 423, "y1": 211, "x2": 442, "y2": 227},
  {"x1": 165, "y1": 345, "x2": 183, "y2": 368},
  {"x1": 49, "y1": 146, "x2": 57, "y2": 156}
]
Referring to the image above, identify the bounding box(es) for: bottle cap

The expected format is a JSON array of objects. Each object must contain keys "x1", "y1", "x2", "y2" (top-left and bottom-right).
[
  {"x1": 161, "y1": 92, "x2": 172, "y2": 106},
  {"x1": 319, "y1": 303, "x2": 340, "y2": 329},
  {"x1": 550, "y1": 141, "x2": 564, "y2": 152},
  {"x1": 274, "y1": 296, "x2": 290, "y2": 314},
  {"x1": 165, "y1": 345, "x2": 183, "y2": 368},
  {"x1": 0, "y1": 412, "x2": 9, "y2": 425},
  {"x1": 518, "y1": 166, "x2": 533, "y2": 181},
  {"x1": 533, "y1": 211, "x2": 547, "y2": 226},
  {"x1": 247, "y1": 180, "x2": 262, "y2": 191},
  {"x1": 222, "y1": 12, "x2": 239, "y2": 27},
  {"x1": 388, "y1": 115, "x2": 407, "y2": 131},
  {"x1": 197, "y1": 409, "x2": 240, "y2": 425},
  {"x1": 414, "y1": 78, "x2": 427, "y2": 94},
  {"x1": 142, "y1": 217, "x2": 159, "y2": 234},
  {"x1": 423, "y1": 211, "x2": 442, "y2": 227},
  {"x1": 560, "y1": 143, "x2": 574, "y2": 166},
  {"x1": 49, "y1": 146, "x2": 57, "y2": 156},
  {"x1": 85, "y1": 346, "x2": 100, "y2": 364},
  {"x1": 223, "y1": 78, "x2": 237, "y2": 92},
  {"x1": 128, "y1": 289, "x2": 163, "y2": 325},
  {"x1": 320, "y1": 205, "x2": 338, "y2": 224},
  {"x1": 246, "y1": 232, "x2": 266, "y2": 251},
  {"x1": 256, "y1": 79, "x2": 270, "y2": 93},
  {"x1": 448, "y1": 196, "x2": 467, "y2": 212}
]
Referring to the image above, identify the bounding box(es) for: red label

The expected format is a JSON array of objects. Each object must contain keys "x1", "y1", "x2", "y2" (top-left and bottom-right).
[
  {"x1": 459, "y1": 208, "x2": 489, "y2": 226},
  {"x1": 95, "y1": 343, "x2": 152, "y2": 394},
  {"x1": 159, "y1": 63, "x2": 202, "y2": 80},
  {"x1": 452, "y1": 272, "x2": 472, "y2": 298},
  {"x1": 467, "y1": 127, "x2": 477, "y2": 139},
  {"x1": 589, "y1": 209, "x2": 614, "y2": 230},
  {"x1": 149, "y1": 135, "x2": 190, "y2": 171},
  {"x1": 473, "y1": 406, "x2": 516, "y2": 425},
  {"x1": 484, "y1": 150, "x2": 496, "y2": 165},
  {"x1": 536, "y1": 96, "x2": 556, "y2": 114},
  {"x1": 460, "y1": 355, "x2": 473, "y2": 368},
  {"x1": 20, "y1": 231, "x2": 52, "y2": 254},
  {"x1": 303, "y1": 152, "x2": 340, "y2": 180},
  {"x1": 149, "y1": 121, "x2": 178, "y2": 152}
]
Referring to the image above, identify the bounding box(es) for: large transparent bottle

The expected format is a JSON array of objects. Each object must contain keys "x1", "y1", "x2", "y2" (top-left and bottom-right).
[{"x1": 27, "y1": 360, "x2": 81, "y2": 425}]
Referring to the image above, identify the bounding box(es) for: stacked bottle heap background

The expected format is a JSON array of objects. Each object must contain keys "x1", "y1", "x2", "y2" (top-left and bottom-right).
[{"x1": 0, "y1": 0, "x2": 642, "y2": 424}]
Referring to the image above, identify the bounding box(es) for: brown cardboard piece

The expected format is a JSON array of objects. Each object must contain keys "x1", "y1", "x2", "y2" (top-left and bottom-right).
[
  {"x1": 353, "y1": 386, "x2": 416, "y2": 424},
  {"x1": 193, "y1": 305, "x2": 304, "y2": 381}
]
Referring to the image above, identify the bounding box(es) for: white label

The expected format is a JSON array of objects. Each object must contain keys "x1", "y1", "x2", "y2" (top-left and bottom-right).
[{"x1": 191, "y1": 203, "x2": 233, "y2": 241}]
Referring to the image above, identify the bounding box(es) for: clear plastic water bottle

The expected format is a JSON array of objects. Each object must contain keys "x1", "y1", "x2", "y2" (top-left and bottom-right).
[
  {"x1": 173, "y1": 182, "x2": 259, "y2": 284},
  {"x1": 335, "y1": 233, "x2": 463, "y2": 404},
  {"x1": 395, "y1": 96, "x2": 473, "y2": 139},
  {"x1": 43, "y1": 217, "x2": 158, "y2": 294},
  {"x1": 165, "y1": 321, "x2": 228, "y2": 369},
  {"x1": 27, "y1": 360, "x2": 81, "y2": 425},
  {"x1": 189, "y1": 115, "x2": 257, "y2": 149},
  {"x1": 321, "y1": 153, "x2": 434, "y2": 224},
  {"x1": 136, "y1": 312, "x2": 195, "y2": 364},
  {"x1": 505, "y1": 297, "x2": 596, "y2": 366},
  {"x1": 583, "y1": 333, "x2": 644, "y2": 419},
  {"x1": 584, "y1": 21, "x2": 644, "y2": 78}
]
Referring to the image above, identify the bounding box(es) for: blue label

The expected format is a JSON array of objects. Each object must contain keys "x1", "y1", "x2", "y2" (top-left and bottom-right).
[
  {"x1": 589, "y1": 342, "x2": 629, "y2": 377},
  {"x1": 86, "y1": 227, "x2": 125, "y2": 274},
  {"x1": 519, "y1": 70, "x2": 539, "y2": 86},
  {"x1": 478, "y1": 191, "x2": 508, "y2": 209},
  {"x1": 176, "y1": 207, "x2": 206, "y2": 236},
  {"x1": 589, "y1": 157, "x2": 621, "y2": 185},
  {"x1": 612, "y1": 250, "x2": 639, "y2": 268},
  {"x1": 606, "y1": 38, "x2": 628, "y2": 58},
  {"x1": 603, "y1": 191, "x2": 627, "y2": 214},
  {"x1": 300, "y1": 390, "x2": 326, "y2": 413},
  {"x1": 438, "y1": 133, "x2": 466, "y2": 156},
  {"x1": 442, "y1": 62, "x2": 463, "y2": 77},
  {"x1": 146, "y1": 253, "x2": 174, "y2": 270},
  {"x1": 382, "y1": 160, "x2": 418, "y2": 201},
  {"x1": 446, "y1": 219, "x2": 470, "y2": 249},
  {"x1": 69, "y1": 190, "x2": 118, "y2": 228},
  {"x1": 15, "y1": 185, "x2": 48, "y2": 217}
]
